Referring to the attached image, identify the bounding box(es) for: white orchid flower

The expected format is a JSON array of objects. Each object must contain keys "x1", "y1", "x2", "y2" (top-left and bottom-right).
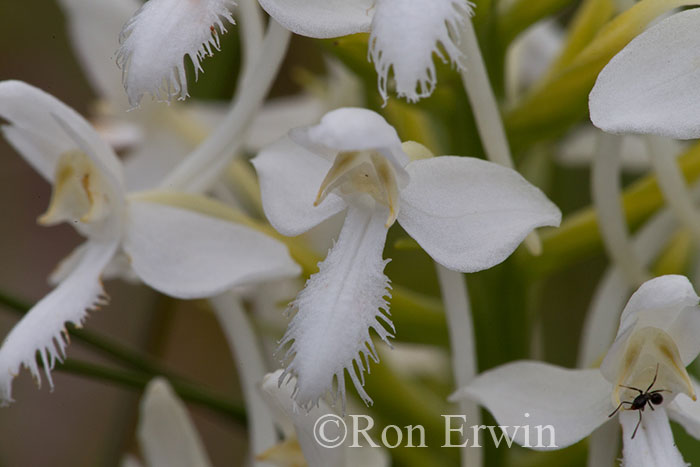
[
  {"x1": 125, "y1": 378, "x2": 213, "y2": 467},
  {"x1": 0, "y1": 80, "x2": 300, "y2": 405},
  {"x1": 258, "y1": 0, "x2": 473, "y2": 103},
  {"x1": 252, "y1": 107, "x2": 561, "y2": 409},
  {"x1": 259, "y1": 369, "x2": 389, "y2": 467},
  {"x1": 452, "y1": 275, "x2": 700, "y2": 467},
  {"x1": 116, "y1": 0, "x2": 235, "y2": 107}
]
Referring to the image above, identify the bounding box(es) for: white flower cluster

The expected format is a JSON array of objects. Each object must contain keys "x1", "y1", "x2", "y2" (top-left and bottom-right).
[{"x1": 2, "y1": 1, "x2": 700, "y2": 466}]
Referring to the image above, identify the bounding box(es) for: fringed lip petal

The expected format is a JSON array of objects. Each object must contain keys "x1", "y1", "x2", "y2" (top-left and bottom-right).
[
  {"x1": 620, "y1": 408, "x2": 687, "y2": 467},
  {"x1": 451, "y1": 361, "x2": 611, "y2": 449},
  {"x1": 257, "y1": 0, "x2": 374, "y2": 39},
  {"x1": 279, "y1": 205, "x2": 393, "y2": 410},
  {"x1": 261, "y1": 369, "x2": 345, "y2": 467},
  {"x1": 590, "y1": 9, "x2": 700, "y2": 139},
  {"x1": 123, "y1": 200, "x2": 300, "y2": 299},
  {"x1": 252, "y1": 136, "x2": 347, "y2": 236},
  {"x1": 369, "y1": 0, "x2": 472, "y2": 102},
  {"x1": 397, "y1": 156, "x2": 561, "y2": 273},
  {"x1": 0, "y1": 81, "x2": 124, "y2": 187},
  {"x1": 117, "y1": 0, "x2": 236, "y2": 107},
  {"x1": 138, "y1": 378, "x2": 213, "y2": 467},
  {"x1": 0, "y1": 241, "x2": 118, "y2": 405}
]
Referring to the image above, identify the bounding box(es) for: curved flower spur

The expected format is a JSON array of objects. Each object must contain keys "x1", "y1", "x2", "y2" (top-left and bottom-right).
[
  {"x1": 452, "y1": 275, "x2": 700, "y2": 466},
  {"x1": 252, "y1": 107, "x2": 561, "y2": 410},
  {"x1": 0, "y1": 81, "x2": 300, "y2": 405}
]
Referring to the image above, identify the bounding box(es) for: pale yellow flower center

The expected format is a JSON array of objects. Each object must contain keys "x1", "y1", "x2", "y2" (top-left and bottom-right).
[
  {"x1": 314, "y1": 150, "x2": 400, "y2": 227},
  {"x1": 612, "y1": 326, "x2": 696, "y2": 406},
  {"x1": 38, "y1": 150, "x2": 111, "y2": 227}
]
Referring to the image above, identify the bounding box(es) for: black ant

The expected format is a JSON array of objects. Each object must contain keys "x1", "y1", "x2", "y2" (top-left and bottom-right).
[{"x1": 608, "y1": 364, "x2": 669, "y2": 439}]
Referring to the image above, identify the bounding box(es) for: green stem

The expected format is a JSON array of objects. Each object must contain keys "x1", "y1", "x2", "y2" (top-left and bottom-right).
[
  {"x1": 0, "y1": 292, "x2": 178, "y2": 379},
  {"x1": 0, "y1": 291, "x2": 246, "y2": 424},
  {"x1": 56, "y1": 359, "x2": 246, "y2": 425}
]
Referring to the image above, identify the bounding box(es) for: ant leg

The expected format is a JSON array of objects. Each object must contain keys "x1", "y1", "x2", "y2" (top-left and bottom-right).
[
  {"x1": 649, "y1": 389, "x2": 670, "y2": 394},
  {"x1": 609, "y1": 401, "x2": 633, "y2": 417},
  {"x1": 619, "y1": 385, "x2": 643, "y2": 395},
  {"x1": 647, "y1": 400, "x2": 655, "y2": 411},
  {"x1": 645, "y1": 363, "x2": 660, "y2": 393},
  {"x1": 631, "y1": 411, "x2": 643, "y2": 439}
]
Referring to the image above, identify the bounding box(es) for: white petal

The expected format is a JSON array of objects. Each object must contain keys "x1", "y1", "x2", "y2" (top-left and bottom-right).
[
  {"x1": 252, "y1": 136, "x2": 347, "y2": 236},
  {"x1": 601, "y1": 275, "x2": 700, "y2": 382},
  {"x1": 279, "y1": 205, "x2": 393, "y2": 409},
  {"x1": 590, "y1": 9, "x2": 700, "y2": 139},
  {"x1": 257, "y1": 0, "x2": 373, "y2": 38},
  {"x1": 117, "y1": 0, "x2": 235, "y2": 107},
  {"x1": 668, "y1": 376, "x2": 700, "y2": 439},
  {"x1": 0, "y1": 80, "x2": 124, "y2": 186},
  {"x1": 261, "y1": 370, "x2": 344, "y2": 466},
  {"x1": 620, "y1": 408, "x2": 686, "y2": 467},
  {"x1": 57, "y1": 0, "x2": 140, "y2": 103},
  {"x1": 451, "y1": 361, "x2": 611, "y2": 449},
  {"x1": 292, "y1": 107, "x2": 410, "y2": 173},
  {"x1": 369, "y1": 0, "x2": 472, "y2": 102},
  {"x1": 138, "y1": 378, "x2": 213, "y2": 467},
  {"x1": 398, "y1": 156, "x2": 561, "y2": 272},
  {"x1": 0, "y1": 241, "x2": 117, "y2": 405},
  {"x1": 123, "y1": 199, "x2": 300, "y2": 299}
]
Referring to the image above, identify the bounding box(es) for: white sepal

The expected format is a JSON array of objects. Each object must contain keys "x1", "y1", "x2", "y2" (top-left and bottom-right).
[
  {"x1": 0, "y1": 80, "x2": 124, "y2": 187},
  {"x1": 0, "y1": 241, "x2": 117, "y2": 405},
  {"x1": 620, "y1": 408, "x2": 687, "y2": 467},
  {"x1": 123, "y1": 200, "x2": 300, "y2": 299},
  {"x1": 117, "y1": 0, "x2": 236, "y2": 107},
  {"x1": 590, "y1": 9, "x2": 700, "y2": 139},
  {"x1": 279, "y1": 205, "x2": 393, "y2": 410},
  {"x1": 257, "y1": 0, "x2": 374, "y2": 39},
  {"x1": 292, "y1": 107, "x2": 410, "y2": 173},
  {"x1": 369, "y1": 0, "x2": 473, "y2": 102},
  {"x1": 138, "y1": 378, "x2": 213, "y2": 467},
  {"x1": 398, "y1": 156, "x2": 561, "y2": 272},
  {"x1": 252, "y1": 136, "x2": 347, "y2": 236},
  {"x1": 451, "y1": 361, "x2": 611, "y2": 449}
]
